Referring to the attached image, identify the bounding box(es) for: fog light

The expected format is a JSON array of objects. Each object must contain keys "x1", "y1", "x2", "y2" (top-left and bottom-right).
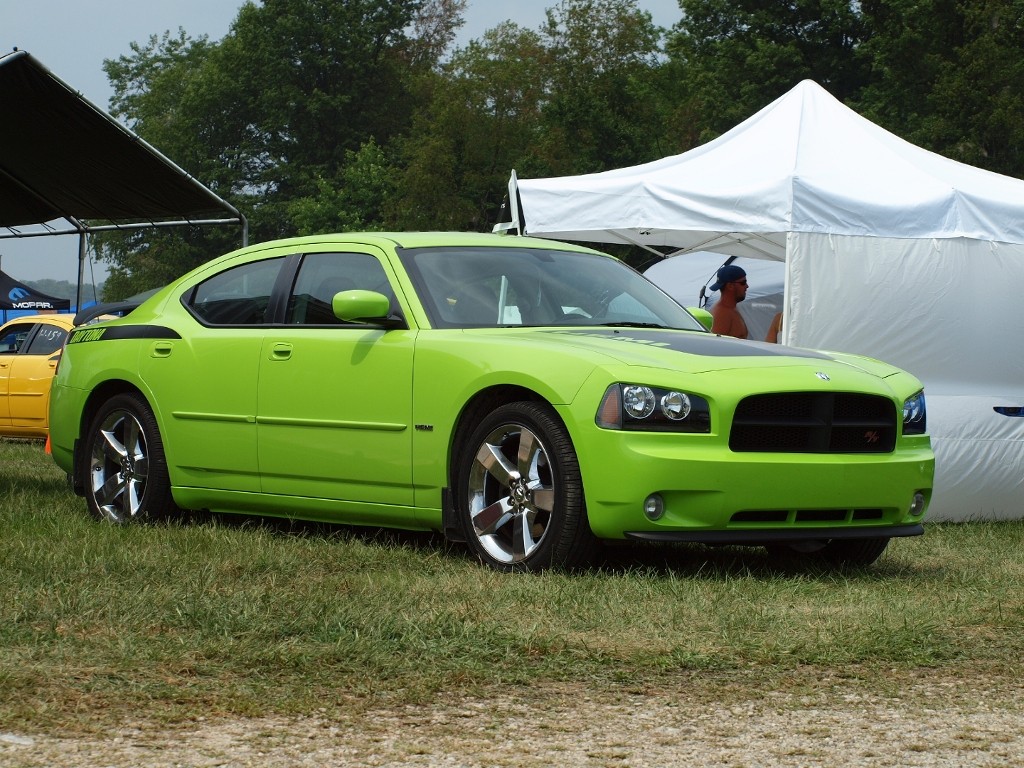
[
  {"x1": 909, "y1": 491, "x2": 927, "y2": 516},
  {"x1": 644, "y1": 494, "x2": 665, "y2": 521}
]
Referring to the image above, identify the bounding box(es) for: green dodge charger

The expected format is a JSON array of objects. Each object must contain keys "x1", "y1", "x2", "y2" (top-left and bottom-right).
[{"x1": 49, "y1": 232, "x2": 934, "y2": 570}]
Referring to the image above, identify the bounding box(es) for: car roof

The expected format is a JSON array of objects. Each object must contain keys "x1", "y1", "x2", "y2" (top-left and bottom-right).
[
  {"x1": 234, "y1": 231, "x2": 603, "y2": 256},
  {"x1": 0, "y1": 313, "x2": 76, "y2": 331},
  {"x1": 146, "y1": 233, "x2": 615, "y2": 307}
]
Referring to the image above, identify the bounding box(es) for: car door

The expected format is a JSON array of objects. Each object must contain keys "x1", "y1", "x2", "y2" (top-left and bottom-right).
[
  {"x1": 256, "y1": 249, "x2": 416, "y2": 512},
  {"x1": 138, "y1": 257, "x2": 286, "y2": 493},
  {"x1": 9, "y1": 320, "x2": 68, "y2": 430},
  {"x1": 0, "y1": 321, "x2": 36, "y2": 428}
]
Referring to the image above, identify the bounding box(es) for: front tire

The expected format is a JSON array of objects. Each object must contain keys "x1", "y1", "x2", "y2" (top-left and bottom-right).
[
  {"x1": 818, "y1": 537, "x2": 890, "y2": 567},
  {"x1": 766, "y1": 536, "x2": 890, "y2": 567},
  {"x1": 455, "y1": 401, "x2": 598, "y2": 572},
  {"x1": 81, "y1": 392, "x2": 176, "y2": 523}
]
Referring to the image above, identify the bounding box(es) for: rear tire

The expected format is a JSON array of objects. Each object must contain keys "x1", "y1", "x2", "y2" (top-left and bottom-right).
[{"x1": 81, "y1": 392, "x2": 176, "y2": 523}]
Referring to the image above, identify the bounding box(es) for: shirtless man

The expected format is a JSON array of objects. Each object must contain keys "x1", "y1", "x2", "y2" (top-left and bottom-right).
[{"x1": 709, "y1": 264, "x2": 749, "y2": 338}]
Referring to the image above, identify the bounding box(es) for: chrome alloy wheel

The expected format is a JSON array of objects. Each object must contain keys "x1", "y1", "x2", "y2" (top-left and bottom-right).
[
  {"x1": 88, "y1": 408, "x2": 151, "y2": 523},
  {"x1": 467, "y1": 423, "x2": 555, "y2": 565}
]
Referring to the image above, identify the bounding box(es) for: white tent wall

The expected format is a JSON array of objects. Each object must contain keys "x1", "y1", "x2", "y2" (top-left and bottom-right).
[
  {"x1": 926, "y1": 397, "x2": 1024, "y2": 521},
  {"x1": 786, "y1": 232, "x2": 1024, "y2": 521}
]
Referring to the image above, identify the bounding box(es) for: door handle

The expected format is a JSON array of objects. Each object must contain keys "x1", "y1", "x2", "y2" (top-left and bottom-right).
[{"x1": 270, "y1": 342, "x2": 293, "y2": 360}]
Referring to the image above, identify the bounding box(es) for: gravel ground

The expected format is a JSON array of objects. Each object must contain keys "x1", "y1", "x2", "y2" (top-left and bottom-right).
[{"x1": 3, "y1": 673, "x2": 1022, "y2": 767}]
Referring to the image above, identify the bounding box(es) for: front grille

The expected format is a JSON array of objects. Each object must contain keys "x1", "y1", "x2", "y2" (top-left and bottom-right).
[{"x1": 730, "y1": 392, "x2": 896, "y2": 453}]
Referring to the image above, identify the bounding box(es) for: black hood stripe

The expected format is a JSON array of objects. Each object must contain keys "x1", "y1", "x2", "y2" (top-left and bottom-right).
[{"x1": 547, "y1": 329, "x2": 830, "y2": 359}]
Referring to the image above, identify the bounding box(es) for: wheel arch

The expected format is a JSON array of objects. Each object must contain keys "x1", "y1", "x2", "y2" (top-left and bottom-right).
[
  {"x1": 442, "y1": 384, "x2": 576, "y2": 544},
  {"x1": 71, "y1": 379, "x2": 154, "y2": 493},
  {"x1": 444, "y1": 394, "x2": 598, "y2": 569},
  {"x1": 448, "y1": 385, "x2": 549, "y2": 479}
]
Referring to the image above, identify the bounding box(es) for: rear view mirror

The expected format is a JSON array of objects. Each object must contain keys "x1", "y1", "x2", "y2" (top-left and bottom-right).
[{"x1": 333, "y1": 290, "x2": 391, "y2": 323}]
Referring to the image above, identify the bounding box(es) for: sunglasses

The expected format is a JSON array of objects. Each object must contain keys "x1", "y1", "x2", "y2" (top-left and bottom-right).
[{"x1": 731, "y1": 279, "x2": 748, "y2": 286}]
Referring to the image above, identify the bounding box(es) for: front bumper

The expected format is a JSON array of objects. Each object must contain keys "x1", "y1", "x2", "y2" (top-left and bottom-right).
[
  {"x1": 574, "y1": 428, "x2": 934, "y2": 541},
  {"x1": 625, "y1": 523, "x2": 924, "y2": 544}
]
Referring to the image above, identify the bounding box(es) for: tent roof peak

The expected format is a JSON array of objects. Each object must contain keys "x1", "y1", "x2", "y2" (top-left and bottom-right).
[{"x1": 505, "y1": 79, "x2": 1024, "y2": 251}]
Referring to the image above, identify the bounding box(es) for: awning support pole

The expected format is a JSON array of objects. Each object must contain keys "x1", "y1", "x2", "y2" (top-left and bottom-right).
[{"x1": 76, "y1": 231, "x2": 86, "y2": 312}]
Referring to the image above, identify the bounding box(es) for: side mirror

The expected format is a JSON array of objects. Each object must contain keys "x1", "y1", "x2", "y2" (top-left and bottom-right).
[
  {"x1": 687, "y1": 307, "x2": 713, "y2": 332},
  {"x1": 333, "y1": 290, "x2": 392, "y2": 323}
]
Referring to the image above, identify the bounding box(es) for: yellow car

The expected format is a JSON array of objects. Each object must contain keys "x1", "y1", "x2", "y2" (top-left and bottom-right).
[{"x1": 0, "y1": 313, "x2": 76, "y2": 439}]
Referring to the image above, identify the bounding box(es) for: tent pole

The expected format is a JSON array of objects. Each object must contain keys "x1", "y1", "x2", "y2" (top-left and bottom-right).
[
  {"x1": 76, "y1": 232, "x2": 86, "y2": 313},
  {"x1": 780, "y1": 231, "x2": 793, "y2": 345}
]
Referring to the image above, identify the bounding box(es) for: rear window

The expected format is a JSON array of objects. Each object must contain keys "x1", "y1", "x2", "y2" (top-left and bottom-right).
[
  {"x1": 186, "y1": 258, "x2": 284, "y2": 325},
  {"x1": 26, "y1": 324, "x2": 68, "y2": 355}
]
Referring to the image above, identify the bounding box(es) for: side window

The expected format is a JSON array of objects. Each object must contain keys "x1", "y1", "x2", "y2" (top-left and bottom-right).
[
  {"x1": 187, "y1": 258, "x2": 284, "y2": 326},
  {"x1": 25, "y1": 324, "x2": 68, "y2": 355},
  {"x1": 0, "y1": 323, "x2": 35, "y2": 354},
  {"x1": 286, "y1": 252, "x2": 392, "y2": 325}
]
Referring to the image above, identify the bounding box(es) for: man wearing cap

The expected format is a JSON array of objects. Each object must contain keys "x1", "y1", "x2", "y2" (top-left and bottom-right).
[{"x1": 709, "y1": 264, "x2": 749, "y2": 338}]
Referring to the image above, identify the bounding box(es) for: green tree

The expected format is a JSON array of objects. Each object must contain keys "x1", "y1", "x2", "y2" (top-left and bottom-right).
[
  {"x1": 97, "y1": 0, "x2": 462, "y2": 298},
  {"x1": 391, "y1": 0, "x2": 666, "y2": 232},
  {"x1": 853, "y1": 0, "x2": 963, "y2": 139},
  {"x1": 288, "y1": 139, "x2": 399, "y2": 233},
  {"x1": 390, "y1": 22, "x2": 550, "y2": 231},
  {"x1": 666, "y1": 0, "x2": 869, "y2": 143},
  {"x1": 668, "y1": 0, "x2": 1024, "y2": 181},
  {"x1": 536, "y1": 0, "x2": 665, "y2": 174},
  {"x1": 98, "y1": 29, "x2": 236, "y2": 298},
  {"x1": 87, "y1": 0, "x2": 1024, "y2": 302},
  {"x1": 932, "y1": 0, "x2": 1024, "y2": 178},
  {"x1": 857, "y1": 0, "x2": 1024, "y2": 179}
]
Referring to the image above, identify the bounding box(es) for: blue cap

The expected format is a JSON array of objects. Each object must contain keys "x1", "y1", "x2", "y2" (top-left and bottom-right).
[{"x1": 710, "y1": 264, "x2": 747, "y2": 292}]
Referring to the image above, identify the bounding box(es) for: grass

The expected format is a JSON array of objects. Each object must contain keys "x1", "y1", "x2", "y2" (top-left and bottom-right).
[{"x1": 2, "y1": 437, "x2": 1023, "y2": 731}]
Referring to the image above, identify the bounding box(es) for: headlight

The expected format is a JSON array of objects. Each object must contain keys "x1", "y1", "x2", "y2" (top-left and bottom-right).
[
  {"x1": 597, "y1": 384, "x2": 711, "y2": 432},
  {"x1": 902, "y1": 391, "x2": 927, "y2": 435},
  {"x1": 622, "y1": 385, "x2": 656, "y2": 418}
]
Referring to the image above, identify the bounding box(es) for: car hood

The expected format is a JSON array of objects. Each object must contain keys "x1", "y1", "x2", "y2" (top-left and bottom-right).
[{"x1": 494, "y1": 327, "x2": 901, "y2": 378}]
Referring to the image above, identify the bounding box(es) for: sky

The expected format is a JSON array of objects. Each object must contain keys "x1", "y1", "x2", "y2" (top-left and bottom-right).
[{"x1": 1, "y1": 0, "x2": 682, "y2": 283}]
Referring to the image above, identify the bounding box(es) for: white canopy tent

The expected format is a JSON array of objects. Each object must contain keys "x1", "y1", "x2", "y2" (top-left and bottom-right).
[{"x1": 501, "y1": 80, "x2": 1024, "y2": 521}]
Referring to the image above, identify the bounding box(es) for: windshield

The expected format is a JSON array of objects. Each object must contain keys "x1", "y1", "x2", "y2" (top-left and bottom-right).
[{"x1": 399, "y1": 246, "x2": 705, "y2": 331}]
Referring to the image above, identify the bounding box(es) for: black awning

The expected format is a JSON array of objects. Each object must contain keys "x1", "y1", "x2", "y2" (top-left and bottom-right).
[{"x1": 0, "y1": 49, "x2": 242, "y2": 229}]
